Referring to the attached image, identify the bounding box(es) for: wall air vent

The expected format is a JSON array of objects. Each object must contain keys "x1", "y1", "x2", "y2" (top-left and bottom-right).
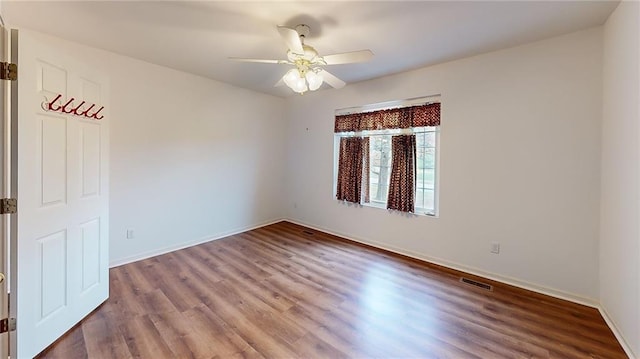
[{"x1": 460, "y1": 277, "x2": 493, "y2": 291}]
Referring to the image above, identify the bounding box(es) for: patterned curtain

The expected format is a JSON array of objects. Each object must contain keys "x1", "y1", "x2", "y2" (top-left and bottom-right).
[
  {"x1": 335, "y1": 103, "x2": 440, "y2": 133},
  {"x1": 387, "y1": 135, "x2": 416, "y2": 213},
  {"x1": 336, "y1": 137, "x2": 365, "y2": 203}
]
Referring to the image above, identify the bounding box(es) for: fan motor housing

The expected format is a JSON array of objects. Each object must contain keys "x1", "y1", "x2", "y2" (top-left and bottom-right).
[
  {"x1": 295, "y1": 24, "x2": 311, "y2": 38},
  {"x1": 287, "y1": 45, "x2": 319, "y2": 63}
]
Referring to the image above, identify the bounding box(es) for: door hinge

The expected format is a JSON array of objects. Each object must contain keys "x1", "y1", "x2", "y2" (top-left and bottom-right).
[
  {"x1": 0, "y1": 198, "x2": 16, "y2": 214},
  {"x1": 0, "y1": 62, "x2": 17, "y2": 81},
  {"x1": 0, "y1": 318, "x2": 16, "y2": 334}
]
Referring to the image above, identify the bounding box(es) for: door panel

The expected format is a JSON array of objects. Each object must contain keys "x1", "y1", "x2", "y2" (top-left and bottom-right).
[
  {"x1": 38, "y1": 230, "x2": 67, "y2": 320},
  {"x1": 37, "y1": 60, "x2": 67, "y2": 96},
  {"x1": 39, "y1": 114, "x2": 67, "y2": 206},
  {"x1": 80, "y1": 123, "x2": 100, "y2": 197},
  {"x1": 15, "y1": 30, "x2": 109, "y2": 358},
  {"x1": 80, "y1": 218, "x2": 100, "y2": 291}
]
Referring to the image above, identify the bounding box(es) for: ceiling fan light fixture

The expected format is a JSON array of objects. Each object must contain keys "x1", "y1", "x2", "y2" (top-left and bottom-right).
[
  {"x1": 291, "y1": 77, "x2": 308, "y2": 94},
  {"x1": 283, "y1": 68, "x2": 300, "y2": 88},
  {"x1": 305, "y1": 70, "x2": 323, "y2": 91},
  {"x1": 283, "y1": 68, "x2": 315, "y2": 94},
  {"x1": 283, "y1": 68, "x2": 308, "y2": 93}
]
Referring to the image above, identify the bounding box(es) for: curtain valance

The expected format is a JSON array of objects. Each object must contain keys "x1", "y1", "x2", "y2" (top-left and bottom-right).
[{"x1": 334, "y1": 103, "x2": 440, "y2": 133}]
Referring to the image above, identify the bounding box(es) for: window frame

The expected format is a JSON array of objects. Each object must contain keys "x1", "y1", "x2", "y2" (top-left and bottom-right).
[
  {"x1": 332, "y1": 96, "x2": 441, "y2": 217},
  {"x1": 333, "y1": 128, "x2": 439, "y2": 217}
]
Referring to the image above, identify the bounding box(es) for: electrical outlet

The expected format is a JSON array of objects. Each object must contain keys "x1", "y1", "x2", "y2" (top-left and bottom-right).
[
  {"x1": 126, "y1": 229, "x2": 135, "y2": 239},
  {"x1": 491, "y1": 242, "x2": 500, "y2": 254}
]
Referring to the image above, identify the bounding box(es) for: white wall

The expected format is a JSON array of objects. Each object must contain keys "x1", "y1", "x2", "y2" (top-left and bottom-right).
[
  {"x1": 14, "y1": 30, "x2": 288, "y2": 266},
  {"x1": 600, "y1": 1, "x2": 640, "y2": 357},
  {"x1": 108, "y1": 52, "x2": 287, "y2": 265},
  {"x1": 285, "y1": 28, "x2": 603, "y2": 303}
]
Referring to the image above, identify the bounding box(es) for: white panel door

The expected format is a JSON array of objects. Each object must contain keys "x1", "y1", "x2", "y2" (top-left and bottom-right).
[
  {"x1": 0, "y1": 24, "x2": 10, "y2": 359},
  {"x1": 13, "y1": 30, "x2": 109, "y2": 358}
]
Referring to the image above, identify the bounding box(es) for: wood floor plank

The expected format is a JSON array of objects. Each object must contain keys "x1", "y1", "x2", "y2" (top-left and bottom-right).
[
  {"x1": 119, "y1": 315, "x2": 175, "y2": 358},
  {"x1": 36, "y1": 221, "x2": 627, "y2": 358},
  {"x1": 182, "y1": 304, "x2": 254, "y2": 357},
  {"x1": 81, "y1": 310, "x2": 132, "y2": 359},
  {"x1": 147, "y1": 311, "x2": 202, "y2": 359},
  {"x1": 36, "y1": 320, "x2": 89, "y2": 359}
]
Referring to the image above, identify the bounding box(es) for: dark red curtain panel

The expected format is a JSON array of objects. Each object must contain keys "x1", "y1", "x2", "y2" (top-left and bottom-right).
[
  {"x1": 387, "y1": 135, "x2": 416, "y2": 213},
  {"x1": 336, "y1": 137, "x2": 365, "y2": 203},
  {"x1": 335, "y1": 103, "x2": 440, "y2": 133}
]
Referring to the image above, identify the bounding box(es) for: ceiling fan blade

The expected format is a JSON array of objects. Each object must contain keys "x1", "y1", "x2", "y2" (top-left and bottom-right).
[
  {"x1": 229, "y1": 57, "x2": 288, "y2": 64},
  {"x1": 274, "y1": 76, "x2": 285, "y2": 87},
  {"x1": 277, "y1": 26, "x2": 304, "y2": 54},
  {"x1": 322, "y1": 50, "x2": 374, "y2": 65},
  {"x1": 318, "y1": 69, "x2": 346, "y2": 89}
]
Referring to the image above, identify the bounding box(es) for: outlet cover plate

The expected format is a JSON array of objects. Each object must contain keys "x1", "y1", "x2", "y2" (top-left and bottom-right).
[{"x1": 491, "y1": 242, "x2": 500, "y2": 254}]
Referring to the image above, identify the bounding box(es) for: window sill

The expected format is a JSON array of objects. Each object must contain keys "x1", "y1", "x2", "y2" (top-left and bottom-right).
[{"x1": 361, "y1": 201, "x2": 437, "y2": 217}]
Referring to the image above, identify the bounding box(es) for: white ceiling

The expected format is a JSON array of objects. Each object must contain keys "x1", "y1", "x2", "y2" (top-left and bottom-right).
[{"x1": 3, "y1": 1, "x2": 618, "y2": 97}]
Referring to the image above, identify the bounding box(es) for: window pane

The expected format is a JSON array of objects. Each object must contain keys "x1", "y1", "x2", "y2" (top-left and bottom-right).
[
  {"x1": 415, "y1": 188, "x2": 424, "y2": 209},
  {"x1": 374, "y1": 184, "x2": 389, "y2": 203},
  {"x1": 370, "y1": 134, "x2": 392, "y2": 203},
  {"x1": 425, "y1": 132, "x2": 436, "y2": 147},
  {"x1": 370, "y1": 171, "x2": 379, "y2": 185},
  {"x1": 424, "y1": 148, "x2": 435, "y2": 169},
  {"x1": 371, "y1": 183, "x2": 379, "y2": 200},
  {"x1": 420, "y1": 169, "x2": 435, "y2": 189},
  {"x1": 416, "y1": 130, "x2": 436, "y2": 213},
  {"x1": 371, "y1": 149, "x2": 381, "y2": 167},
  {"x1": 423, "y1": 189, "x2": 435, "y2": 211}
]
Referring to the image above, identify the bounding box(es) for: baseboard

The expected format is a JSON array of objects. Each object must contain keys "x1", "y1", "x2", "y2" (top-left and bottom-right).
[
  {"x1": 285, "y1": 218, "x2": 599, "y2": 308},
  {"x1": 109, "y1": 218, "x2": 286, "y2": 268},
  {"x1": 109, "y1": 216, "x2": 598, "y2": 306},
  {"x1": 598, "y1": 306, "x2": 637, "y2": 359}
]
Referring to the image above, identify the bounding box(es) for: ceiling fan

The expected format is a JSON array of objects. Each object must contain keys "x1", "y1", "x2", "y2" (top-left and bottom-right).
[{"x1": 230, "y1": 24, "x2": 373, "y2": 94}]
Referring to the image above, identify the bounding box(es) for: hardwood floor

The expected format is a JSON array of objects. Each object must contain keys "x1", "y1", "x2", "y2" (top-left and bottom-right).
[{"x1": 36, "y1": 221, "x2": 626, "y2": 358}]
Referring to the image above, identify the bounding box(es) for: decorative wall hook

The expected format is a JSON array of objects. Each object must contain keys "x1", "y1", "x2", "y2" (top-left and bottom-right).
[{"x1": 44, "y1": 93, "x2": 105, "y2": 120}]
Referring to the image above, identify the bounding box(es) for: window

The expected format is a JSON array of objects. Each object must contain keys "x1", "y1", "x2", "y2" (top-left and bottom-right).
[
  {"x1": 337, "y1": 127, "x2": 438, "y2": 215},
  {"x1": 333, "y1": 98, "x2": 440, "y2": 216},
  {"x1": 367, "y1": 127, "x2": 438, "y2": 214},
  {"x1": 415, "y1": 129, "x2": 438, "y2": 213},
  {"x1": 369, "y1": 133, "x2": 392, "y2": 203}
]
